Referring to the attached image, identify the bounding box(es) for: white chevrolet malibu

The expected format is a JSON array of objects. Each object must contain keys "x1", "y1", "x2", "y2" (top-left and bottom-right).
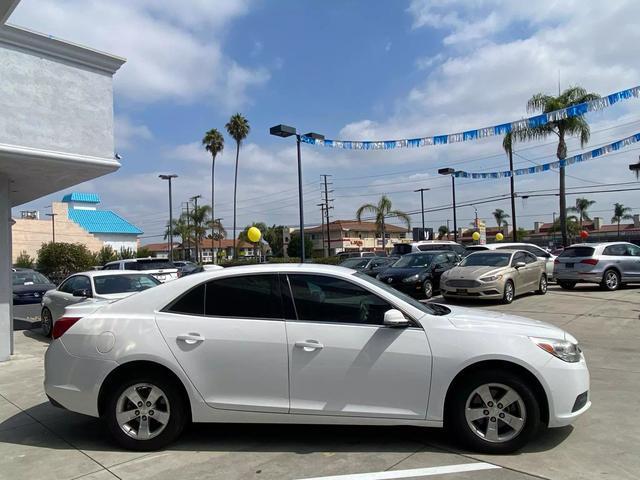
[{"x1": 44, "y1": 264, "x2": 590, "y2": 453}]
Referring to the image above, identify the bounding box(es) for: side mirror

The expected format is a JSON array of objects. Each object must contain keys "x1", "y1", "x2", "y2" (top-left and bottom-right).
[
  {"x1": 383, "y1": 309, "x2": 410, "y2": 328},
  {"x1": 72, "y1": 288, "x2": 91, "y2": 298},
  {"x1": 514, "y1": 261, "x2": 526, "y2": 269}
]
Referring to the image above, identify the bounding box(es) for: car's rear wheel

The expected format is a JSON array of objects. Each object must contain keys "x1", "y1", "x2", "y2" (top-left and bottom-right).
[
  {"x1": 448, "y1": 370, "x2": 541, "y2": 453},
  {"x1": 423, "y1": 280, "x2": 434, "y2": 299},
  {"x1": 558, "y1": 280, "x2": 576, "y2": 290},
  {"x1": 502, "y1": 281, "x2": 514, "y2": 304},
  {"x1": 536, "y1": 275, "x2": 547, "y2": 295},
  {"x1": 601, "y1": 269, "x2": 620, "y2": 291},
  {"x1": 41, "y1": 307, "x2": 53, "y2": 338},
  {"x1": 104, "y1": 373, "x2": 187, "y2": 451}
]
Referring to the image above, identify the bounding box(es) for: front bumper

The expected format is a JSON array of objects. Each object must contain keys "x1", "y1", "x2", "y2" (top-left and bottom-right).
[
  {"x1": 44, "y1": 339, "x2": 117, "y2": 418},
  {"x1": 440, "y1": 279, "x2": 503, "y2": 300},
  {"x1": 543, "y1": 356, "x2": 591, "y2": 427}
]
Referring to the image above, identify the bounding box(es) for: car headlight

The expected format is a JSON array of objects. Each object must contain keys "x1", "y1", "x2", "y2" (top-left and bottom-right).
[
  {"x1": 530, "y1": 337, "x2": 582, "y2": 363},
  {"x1": 402, "y1": 273, "x2": 421, "y2": 283},
  {"x1": 480, "y1": 274, "x2": 503, "y2": 282}
]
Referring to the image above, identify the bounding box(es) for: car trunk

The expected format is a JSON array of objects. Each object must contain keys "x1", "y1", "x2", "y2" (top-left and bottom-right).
[{"x1": 555, "y1": 246, "x2": 597, "y2": 273}]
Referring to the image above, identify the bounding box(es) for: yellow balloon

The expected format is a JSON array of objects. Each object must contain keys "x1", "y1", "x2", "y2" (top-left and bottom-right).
[
  {"x1": 472, "y1": 231, "x2": 481, "y2": 241},
  {"x1": 495, "y1": 232, "x2": 504, "y2": 241},
  {"x1": 247, "y1": 226, "x2": 261, "y2": 243}
]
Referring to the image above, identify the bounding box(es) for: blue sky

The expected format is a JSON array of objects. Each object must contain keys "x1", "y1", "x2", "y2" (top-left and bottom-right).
[{"x1": 10, "y1": 0, "x2": 640, "y2": 243}]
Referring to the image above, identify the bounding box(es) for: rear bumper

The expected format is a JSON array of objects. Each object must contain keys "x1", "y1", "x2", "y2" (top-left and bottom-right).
[{"x1": 555, "y1": 271, "x2": 602, "y2": 283}]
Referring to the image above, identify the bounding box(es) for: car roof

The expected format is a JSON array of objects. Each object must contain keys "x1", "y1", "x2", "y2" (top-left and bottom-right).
[
  {"x1": 406, "y1": 250, "x2": 451, "y2": 255},
  {"x1": 467, "y1": 249, "x2": 522, "y2": 254},
  {"x1": 472, "y1": 242, "x2": 542, "y2": 249},
  {"x1": 565, "y1": 241, "x2": 632, "y2": 248},
  {"x1": 69, "y1": 270, "x2": 157, "y2": 278}
]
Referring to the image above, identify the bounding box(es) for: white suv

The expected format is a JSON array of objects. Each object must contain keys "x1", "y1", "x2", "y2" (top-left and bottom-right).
[
  {"x1": 392, "y1": 240, "x2": 466, "y2": 256},
  {"x1": 103, "y1": 258, "x2": 179, "y2": 283}
]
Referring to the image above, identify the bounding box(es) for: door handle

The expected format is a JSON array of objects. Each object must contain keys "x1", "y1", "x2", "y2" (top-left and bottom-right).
[
  {"x1": 177, "y1": 333, "x2": 205, "y2": 345},
  {"x1": 295, "y1": 340, "x2": 324, "y2": 351}
]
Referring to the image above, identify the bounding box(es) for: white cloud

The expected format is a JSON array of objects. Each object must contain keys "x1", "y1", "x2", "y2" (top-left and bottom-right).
[
  {"x1": 10, "y1": 0, "x2": 269, "y2": 108},
  {"x1": 114, "y1": 115, "x2": 152, "y2": 150}
]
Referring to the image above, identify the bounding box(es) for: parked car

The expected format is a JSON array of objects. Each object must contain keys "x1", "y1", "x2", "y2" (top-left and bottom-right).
[
  {"x1": 180, "y1": 264, "x2": 224, "y2": 276},
  {"x1": 172, "y1": 260, "x2": 199, "y2": 276},
  {"x1": 376, "y1": 251, "x2": 458, "y2": 299},
  {"x1": 466, "y1": 242, "x2": 556, "y2": 281},
  {"x1": 336, "y1": 251, "x2": 378, "y2": 261},
  {"x1": 44, "y1": 263, "x2": 589, "y2": 453},
  {"x1": 103, "y1": 258, "x2": 179, "y2": 283},
  {"x1": 392, "y1": 240, "x2": 466, "y2": 256},
  {"x1": 12, "y1": 268, "x2": 55, "y2": 305},
  {"x1": 440, "y1": 250, "x2": 547, "y2": 304},
  {"x1": 41, "y1": 271, "x2": 161, "y2": 337},
  {"x1": 554, "y1": 242, "x2": 640, "y2": 291},
  {"x1": 339, "y1": 256, "x2": 398, "y2": 277}
]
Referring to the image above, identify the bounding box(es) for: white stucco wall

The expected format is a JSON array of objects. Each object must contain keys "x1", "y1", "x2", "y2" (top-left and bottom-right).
[{"x1": 93, "y1": 233, "x2": 138, "y2": 254}]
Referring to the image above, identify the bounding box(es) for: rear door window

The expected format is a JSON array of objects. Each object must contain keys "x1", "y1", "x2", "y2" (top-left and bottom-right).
[
  {"x1": 560, "y1": 247, "x2": 595, "y2": 258},
  {"x1": 603, "y1": 244, "x2": 628, "y2": 256},
  {"x1": 205, "y1": 275, "x2": 282, "y2": 319}
]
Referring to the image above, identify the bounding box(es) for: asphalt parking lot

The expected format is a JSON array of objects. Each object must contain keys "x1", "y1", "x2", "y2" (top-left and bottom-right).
[{"x1": 1, "y1": 284, "x2": 639, "y2": 480}]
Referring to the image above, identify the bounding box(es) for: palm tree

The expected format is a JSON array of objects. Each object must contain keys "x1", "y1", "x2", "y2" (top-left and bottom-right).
[
  {"x1": 492, "y1": 208, "x2": 510, "y2": 228},
  {"x1": 225, "y1": 113, "x2": 250, "y2": 258},
  {"x1": 611, "y1": 203, "x2": 633, "y2": 239},
  {"x1": 202, "y1": 128, "x2": 224, "y2": 261},
  {"x1": 355, "y1": 195, "x2": 411, "y2": 251},
  {"x1": 568, "y1": 197, "x2": 596, "y2": 229},
  {"x1": 511, "y1": 86, "x2": 600, "y2": 246},
  {"x1": 438, "y1": 225, "x2": 449, "y2": 240},
  {"x1": 207, "y1": 217, "x2": 226, "y2": 258},
  {"x1": 189, "y1": 205, "x2": 211, "y2": 262},
  {"x1": 164, "y1": 216, "x2": 193, "y2": 260}
]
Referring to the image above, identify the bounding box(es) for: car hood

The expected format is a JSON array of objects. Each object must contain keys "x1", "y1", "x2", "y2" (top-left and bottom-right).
[
  {"x1": 445, "y1": 265, "x2": 505, "y2": 279},
  {"x1": 444, "y1": 304, "x2": 566, "y2": 340},
  {"x1": 378, "y1": 267, "x2": 428, "y2": 278}
]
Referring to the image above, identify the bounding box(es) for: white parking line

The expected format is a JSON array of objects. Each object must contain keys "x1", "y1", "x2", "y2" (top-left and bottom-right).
[{"x1": 296, "y1": 462, "x2": 501, "y2": 480}]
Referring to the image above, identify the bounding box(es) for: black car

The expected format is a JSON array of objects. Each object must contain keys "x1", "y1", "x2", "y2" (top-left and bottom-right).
[
  {"x1": 375, "y1": 251, "x2": 459, "y2": 299},
  {"x1": 339, "y1": 256, "x2": 399, "y2": 277},
  {"x1": 12, "y1": 268, "x2": 56, "y2": 305}
]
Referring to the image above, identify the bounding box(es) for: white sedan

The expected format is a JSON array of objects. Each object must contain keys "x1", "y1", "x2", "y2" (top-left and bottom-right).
[
  {"x1": 44, "y1": 264, "x2": 590, "y2": 453},
  {"x1": 41, "y1": 270, "x2": 160, "y2": 337}
]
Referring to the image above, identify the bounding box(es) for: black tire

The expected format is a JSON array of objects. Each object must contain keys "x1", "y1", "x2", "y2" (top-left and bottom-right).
[
  {"x1": 502, "y1": 280, "x2": 514, "y2": 304},
  {"x1": 103, "y1": 373, "x2": 187, "y2": 451},
  {"x1": 536, "y1": 275, "x2": 547, "y2": 295},
  {"x1": 41, "y1": 307, "x2": 53, "y2": 338},
  {"x1": 558, "y1": 280, "x2": 576, "y2": 290},
  {"x1": 423, "y1": 280, "x2": 434, "y2": 299},
  {"x1": 447, "y1": 369, "x2": 541, "y2": 454},
  {"x1": 600, "y1": 269, "x2": 620, "y2": 291}
]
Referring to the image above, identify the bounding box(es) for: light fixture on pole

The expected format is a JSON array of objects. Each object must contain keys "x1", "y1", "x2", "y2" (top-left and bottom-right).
[
  {"x1": 269, "y1": 125, "x2": 324, "y2": 262},
  {"x1": 629, "y1": 157, "x2": 640, "y2": 179},
  {"x1": 438, "y1": 168, "x2": 458, "y2": 242},
  {"x1": 414, "y1": 188, "x2": 430, "y2": 240},
  {"x1": 159, "y1": 174, "x2": 178, "y2": 261}
]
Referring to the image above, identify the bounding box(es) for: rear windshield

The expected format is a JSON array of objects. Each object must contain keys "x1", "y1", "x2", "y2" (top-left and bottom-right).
[
  {"x1": 392, "y1": 244, "x2": 413, "y2": 255},
  {"x1": 393, "y1": 253, "x2": 436, "y2": 268},
  {"x1": 94, "y1": 274, "x2": 160, "y2": 294},
  {"x1": 126, "y1": 260, "x2": 176, "y2": 270},
  {"x1": 340, "y1": 258, "x2": 370, "y2": 269},
  {"x1": 461, "y1": 252, "x2": 511, "y2": 267},
  {"x1": 559, "y1": 247, "x2": 595, "y2": 258}
]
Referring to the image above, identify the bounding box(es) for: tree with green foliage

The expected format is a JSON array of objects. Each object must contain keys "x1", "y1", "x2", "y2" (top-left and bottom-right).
[
  {"x1": 511, "y1": 86, "x2": 600, "y2": 246},
  {"x1": 437, "y1": 225, "x2": 449, "y2": 240},
  {"x1": 492, "y1": 208, "x2": 510, "y2": 228},
  {"x1": 239, "y1": 222, "x2": 269, "y2": 258},
  {"x1": 515, "y1": 227, "x2": 529, "y2": 242},
  {"x1": 95, "y1": 245, "x2": 117, "y2": 265},
  {"x1": 14, "y1": 251, "x2": 34, "y2": 269},
  {"x1": 264, "y1": 225, "x2": 285, "y2": 257},
  {"x1": 202, "y1": 128, "x2": 224, "y2": 251},
  {"x1": 287, "y1": 232, "x2": 313, "y2": 259},
  {"x1": 225, "y1": 113, "x2": 250, "y2": 258},
  {"x1": 37, "y1": 242, "x2": 95, "y2": 283},
  {"x1": 568, "y1": 197, "x2": 596, "y2": 228},
  {"x1": 119, "y1": 247, "x2": 136, "y2": 259},
  {"x1": 611, "y1": 203, "x2": 633, "y2": 239},
  {"x1": 189, "y1": 204, "x2": 212, "y2": 262},
  {"x1": 356, "y1": 195, "x2": 411, "y2": 251},
  {"x1": 137, "y1": 247, "x2": 152, "y2": 258}
]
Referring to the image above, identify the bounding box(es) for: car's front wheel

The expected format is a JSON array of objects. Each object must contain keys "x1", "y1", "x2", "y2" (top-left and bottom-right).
[
  {"x1": 41, "y1": 307, "x2": 53, "y2": 338},
  {"x1": 448, "y1": 370, "x2": 541, "y2": 453},
  {"x1": 502, "y1": 281, "x2": 514, "y2": 304},
  {"x1": 423, "y1": 280, "x2": 434, "y2": 299},
  {"x1": 104, "y1": 373, "x2": 187, "y2": 451}
]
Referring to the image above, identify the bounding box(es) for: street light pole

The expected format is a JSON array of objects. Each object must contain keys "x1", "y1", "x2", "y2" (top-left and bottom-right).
[
  {"x1": 190, "y1": 195, "x2": 201, "y2": 262},
  {"x1": 414, "y1": 188, "x2": 430, "y2": 240},
  {"x1": 159, "y1": 174, "x2": 178, "y2": 261},
  {"x1": 270, "y1": 125, "x2": 324, "y2": 262},
  {"x1": 438, "y1": 168, "x2": 458, "y2": 242},
  {"x1": 45, "y1": 213, "x2": 57, "y2": 243}
]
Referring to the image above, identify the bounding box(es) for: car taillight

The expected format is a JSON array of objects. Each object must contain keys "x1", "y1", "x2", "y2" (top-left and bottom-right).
[
  {"x1": 52, "y1": 317, "x2": 81, "y2": 339},
  {"x1": 580, "y1": 258, "x2": 598, "y2": 266}
]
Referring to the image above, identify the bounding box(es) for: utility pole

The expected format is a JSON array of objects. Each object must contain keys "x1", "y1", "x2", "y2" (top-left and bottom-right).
[
  {"x1": 507, "y1": 143, "x2": 518, "y2": 241},
  {"x1": 414, "y1": 188, "x2": 430, "y2": 240},
  {"x1": 159, "y1": 174, "x2": 178, "y2": 261},
  {"x1": 45, "y1": 213, "x2": 57, "y2": 243},
  {"x1": 321, "y1": 175, "x2": 334, "y2": 256},
  {"x1": 317, "y1": 203, "x2": 327, "y2": 257},
  {"x1": 446, "y1": 219, "x2": 450, "y2": 239},
  {"x1": 190, "y1": 195, "x2": 201, "y2": 263}
]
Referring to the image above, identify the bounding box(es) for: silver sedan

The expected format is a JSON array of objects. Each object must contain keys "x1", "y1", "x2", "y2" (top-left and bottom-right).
[{"x1": 440, "y1": 250, "x2": 547, "y2": 303}]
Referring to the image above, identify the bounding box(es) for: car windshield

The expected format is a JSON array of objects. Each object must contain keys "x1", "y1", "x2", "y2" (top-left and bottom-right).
[
  {"x1": 560, "y1": 247, "x2": 595, "y2": 258},
  {"x1": 12, "y1": 271, "x2": 51, "y2": 286},
  {"x1": 93, "y1": 274, "x2": 161, "y2": 294},
  {"x1": 355, "y1": 272, "x2": 439, "y2": 316},
  {"x1": 460, "y1": 252, "x2": 511, "y2": 267},
  {"x1": 392, "y1": 253, "x2": 435, "y2": 268},
  {"x1": 126, "y1": 260, "x2": 175, "y2": 271},
  {"x1": 340, "y1": 258, "x2": 370, "y2": 269}
]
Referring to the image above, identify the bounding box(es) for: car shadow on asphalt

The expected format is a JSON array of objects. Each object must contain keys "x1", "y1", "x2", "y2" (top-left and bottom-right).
[
  {"x1": 0, "y1": 403, "x2": 573, "y2": 456},
  {"x1": 21, "y1": 328, "x2": 51, "y2": 345}
]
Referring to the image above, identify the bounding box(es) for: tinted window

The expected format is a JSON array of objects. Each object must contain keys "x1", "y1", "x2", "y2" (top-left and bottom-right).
[
  {"x1": 560, "y1": 247, "x2": 595, "y2": 258},
  {"x1": 466, "y1": 246, "x2": 489, "y2": 252},
  {"x1": 340, "y1": 258, "x2": 370, "y2": 269},
  {"x1": 512, "y1": 252, "x2": 526, "y2": 266},
  {"x1": 166, "y1": 284, "x2": 205, "y2": 315},
  {"x1": 392, "y1": 244, "x2": 412, "y2": 255},
  {"x1": 103, "y1": 263, "x2": 120, "y2": 270},
  {"x1": 393, "y1": 253, "x2": 436, "y2": 268},
  {"x1": 127, "y1": 259, "x2": 176, "y2": 271},
  {"x1": 603, "y1": 244, "x2": 628, "y2": 256},
  {"x1": 288, "y1": 274, "x2": 392, "y2": 325},
  {"x1": 524, "y1": 245, "x2": 548, "y2": 258},
  {"x1": 418, "y1": 244, "x2": 450, "y2": 251},
  {"x1": 12, "y1": 270, "x2": 51, "y2": 286},
  {"x1": 205, "y1": 275, "x2": 282, "y2": 319},
  {"x1": 627, "y1": 244, "x2": 640, "y2": 256},
  {"x1": 461, "y1": 252, "x2": 511, "y2": 267},
  {"x1": 94, "y1": 274, "x2": 160, "y2": 294},
  {"x1": 58, "y1": 277, "x2": 76, "y2": 294},
  {"x1": 524, "y1": 252, "x2": 538, "y2": 264}
]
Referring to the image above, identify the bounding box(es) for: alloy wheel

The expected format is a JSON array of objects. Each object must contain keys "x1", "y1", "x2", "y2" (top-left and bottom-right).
[
  {"x1": 116, "y1": 383, "x2": 171, "y2": 440},
  {"x1": 41, "y1": 309, "x2": 52, "y2": 337},
  {"x1": 464, "y1": 383, "x2": 526, "y2": 443},
  {"x1": 424, "y1": 280, "x2": 433, "y2": 299},
  {"x1": 604, "y1": 271, "x2": 619, "y2": 290},
  {"x1": 504, "y1": 282, "x2": 514, "y2": 303},
  {"x1": 539, "y1": 276, "x2": 547, "y2": 293}
]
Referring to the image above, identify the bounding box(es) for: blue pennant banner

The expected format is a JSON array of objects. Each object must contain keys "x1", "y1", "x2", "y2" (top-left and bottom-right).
[
  {"x1": 452, "y1": 133, "x2": 640, "y2": 179},
  {"x1": 300, "y1": 86, "x2": 640, "y2": 149}
]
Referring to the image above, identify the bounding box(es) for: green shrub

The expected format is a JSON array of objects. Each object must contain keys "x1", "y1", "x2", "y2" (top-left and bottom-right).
[
  {"x1": 137, "y1": 247, "x2": 152, "y2": 258},
  {"x1": 14, "y1": 251, "x2": 34, "y2": 269},
  {"x1": 119, "y1": 247, "x2": 136, "y2": 259},
  {"x1": 37, "y1": 242, "x2": 95, "y2": 284},
  {"x1": 95, "y1": 245, "x2": 117, "y2": 266}
]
